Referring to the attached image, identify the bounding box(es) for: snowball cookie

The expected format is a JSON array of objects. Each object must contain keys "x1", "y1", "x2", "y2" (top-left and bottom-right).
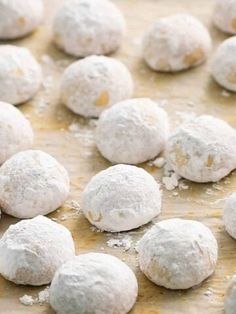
[
  {"x1": 0, "y1": 215, "x2": 75, "y2": 286},
  {"x1": 142, "y1": 14, "x2": 212, "y2": 72},
  {"x1": 224, "y1": 275, "x2": 236, "y2": 314},
  {"x1": 211, "y1": 37, "x2": 236, "y2": 92},
  {"x1": 223, "y1": 193, "x2": 236, "y2": 239},
  {"x1": 96, "y1": 98, "x2": 169, "y2": 164},
  {"x1": 213, "y1": 0, "x2": 236, "y2": 35},
  {"x1": 0, "y1": 102, "x2": 33, "y2": 165},
  {"x1": 166, "y1": 115, "x2": 236, "y2": 183},
  {"x1": 61, "y1": 56, "x2": 133, "y2": 118},
  {"x1": 53, "y1": 0, "x2": 126, "y2": 57},
  {"x1": 0, "y1": 150, "x2": 70, "y2": 218},
  {"x1": 0, "y1": 45, "x2": 42, "y2": 105},
  {"x1": 138, "y1": 218, "x2": 218, "y2": 290},
  {"x1": 50, "y1": 253, "x2": 138, "y2": 314},
  {"x1": 81, "y1": 164, "x2": 161, "y2": 232},
  {"x1": 0, "y1": 0, "x2": 44, "y2": 39}
]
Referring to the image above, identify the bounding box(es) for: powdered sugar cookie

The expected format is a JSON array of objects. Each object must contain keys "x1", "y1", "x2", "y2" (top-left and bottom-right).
[
  {"x1": 0, "y1": 150, "x2": 70, "y2": 218},
  {"x1": 0, "y1": 216, "x2": 75, "y2": 286},
  {"x1": 81, "y1": 164, "x2": 161, "y2": 232},
  {"x1": 0, "y1": 45, "x2": 42, "y2": 105},
  {"x1": 213, "y1": 0, "x2": 236, "y2": 34},
  {"x1": 211, "y1": 37, "x2": 236, "y2": 92},
  {"x1": 225, "y1": 275, "x2": 236, "y2": 314},
  {"x1": 138, "y1": 218, "x2": 218, "y2": 289},
  {"x1": 49, "y1": 253, "x2": 138, "y2": 314},
  {"x1": 96, "y1": 98, "x2": 169, "y2": 164},
  {"x1": 166, "y1": 115, "x2": 236, "y2": 182},
  {"x1": 61, "y1": 56, "x2": 133, "y2": 117},
  {"x1": 142, "y1": 14, "x2": 212, "y2": 72},
  {"x1": 0, "y1": 102, "x2": 33, "y2": 164},
  {"x1": 223, "y1": 193, "x2": 236, "y2": 239},
  {"x1": 0, "y1": 0, "x2": 44, "y2": 39},
  {"x1": 53, "y1": 0, "x2": 126, "y2": 57}
]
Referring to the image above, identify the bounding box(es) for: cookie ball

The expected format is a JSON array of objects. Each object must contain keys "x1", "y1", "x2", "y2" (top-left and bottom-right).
[
  {"x1": 61, "y1": 56, "x2": 133, "y2": 118},
  {"x1": 213, "y1": 0, "x2": 236, "y2": 34},
  {"x1": 138, "y1": 218, "x2": 218, "y2": 290},
  {"x1": 49, "y1": 253, "x2": 138, "y2": 314},
  {"x1": 0, "y1": 216, "x2": 75, "y2": 286},
  {"x1": 82, "y1": 164, "x2": 161, "y2": 232},
  {"x1": 166, "y1": 115, "x2": 236, "y2": 183},
  {"x1": 0, "y1": 45, "x2": 42, "y2": 105},
  {"x1": 0, "y1": 102, "x2": 33, "y2": 164},
  {"x1": 53, "y1": 0, "x2": 126, "y2": 57},
  {"x1": 211, "y1": 37, "x2": 236, "y2": 92},
  {"x1": 223, "y1": 193, "x2": 236, "y2": 239},
  {"x1": 96, "y1": 98, "x2": 169, "y2": 164},
  {"x1": 224, "y1": 275, "x2": 236, "y2": 314},
  {"x1": 142, "y1": 14, "x2": 212, "y2": 72},
  {"x1": 0, "y1": 0, "x2": 44, "y2": 39},
  {"x1": 0, "y1": 150, "x2": 70, "y2": 218}
]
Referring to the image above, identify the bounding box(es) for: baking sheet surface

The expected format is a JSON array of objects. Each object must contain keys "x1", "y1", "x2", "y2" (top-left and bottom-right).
[{"x1": 0, "y1": 0, "x2": 236, "y2": 313}]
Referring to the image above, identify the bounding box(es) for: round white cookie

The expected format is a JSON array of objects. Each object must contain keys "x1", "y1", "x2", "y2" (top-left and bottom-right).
[
  {"x1": 81, "y1": 164, "x2": 162, "y2": 232},
  {"x1": 142, "y1": 14, "x2": 212, "y2": 72},
  {"x1": 0, "y1": 102, "x2": 33, "y2": 164},
  {"x1": 225, "y1": 275, "x2": 236, "y2": 314},
  {"x1": 0, "y1": 215, "x2": 75, "y2": 286},
  {"x1": 53, "y1": 0, "x2": 126, "y2": 57},
  {"x1": 61, "y1": 55, "x2": 133, "y2": 118},
  {"x1": 213, "y1": 0, "x2": 236, "y2": 34},
  {"x1": 166, "y1": 115, "x2": 236, "y2": 183},
  {"x1": 223, "y1": 193, "x2": 236, "y2": 239},
  {"x1": 138, "y1": 218, "x2": 218, "y2": 290},
  {"x1": 211, "y1": 37, "x2": 236, "y2": 92},
  {"x1": 0, "y1": 0, "x2": 44, "y2": 39},
  {"x1": 0, "y1": 45, "x2": 42, "y2": 105},
  {"x1": 96, "y1": 98, "x2": 169, "y2": 164},
  {"x1": 0, "y1": 150, "x2": 70, "y2": 218},
  {"x1": 49, "y1": 253, "x2": 138, "y2": 314}
]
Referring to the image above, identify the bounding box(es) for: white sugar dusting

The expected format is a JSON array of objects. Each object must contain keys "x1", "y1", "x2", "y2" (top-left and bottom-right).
[
  {"x1": 106, "y1": 235, "x2": 133, "y2": 251},
  {"x1": 19, "y1": 287, "x2": 49, "y2": 306}
]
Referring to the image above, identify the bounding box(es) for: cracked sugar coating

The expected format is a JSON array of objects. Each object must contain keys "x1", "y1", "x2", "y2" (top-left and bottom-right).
[
  {"x1": 49, "y1": 253, "x2": 138, "y2": 314},
  {"x1": 211, "y1": 37, "x2": 236, "y2": 92},
  {"x1": 96, "y1": 98, "x2": 169, "y2": 164},
  {"x1": 81, "y1": 164, "x2": 162, "y2": 232},
  {"x1": 0, "y1": 45, "x2": 42, "y2": 105},
  {"x1": 0, "y1": 150, "x2": 70, "y2": 218},
  {"x1": 0, "y1": 216, "x2": 75, "y2": 286},
  {"x1": 142, "y1": 14, "x2": 212, "y2": 72},
  {"x1": 213, "y1": 0, "x2": 236, "y2": 34},
  {"x1": 53, "y1": 0, "x2": 126, "y2": 57},
  {"x1": 224, "y1": 275, "x2": 236, "y2": 314},
  {"x1": 223, "y1": 193, "x2": 236, "y2": 239},
  {"x1": 0, "y1": 102, "x2": 33, "y2": 164},
  {"x1": 61, "y1": 55, "x2": 133, "y2": 118},
  {"x1": 138, "y1": 218, "x2": 218, "y2": 290},
  {"x1": 166, "y1": 115, "x2": 236, "y2": 183},
  {"x1": 0, "y1": 0, "x2": 44, "y2": 39}
]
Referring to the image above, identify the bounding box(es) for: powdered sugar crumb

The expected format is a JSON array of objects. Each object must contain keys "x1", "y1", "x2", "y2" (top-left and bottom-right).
[
  {"x1": 68, "y1": 122, "x2": 80, "y2": 133},
  {"x1": 19, "y1": 295, "x2": 34, "y2": 306},
  {"x1": 148, "y1": 157, "x2": 166, "y2": 168},
  {"x1": 178, "y1": 181, "x2": 189, "y2": 190},
  {"x1": 38, "y1": 287, "x2": 50, "y2": 304},
  {"x1": 204, "y1": 287, "x2": 213, "y2": 297},
  {"x1": 162, "y1": 172, "x2": 180, "y2": 191},
  {"x1": 19, "y1": 287, "x2": 49, "y2": 306},
  {"x1": 107, "y1": 235, "x2": 133, "y2": 251}
]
